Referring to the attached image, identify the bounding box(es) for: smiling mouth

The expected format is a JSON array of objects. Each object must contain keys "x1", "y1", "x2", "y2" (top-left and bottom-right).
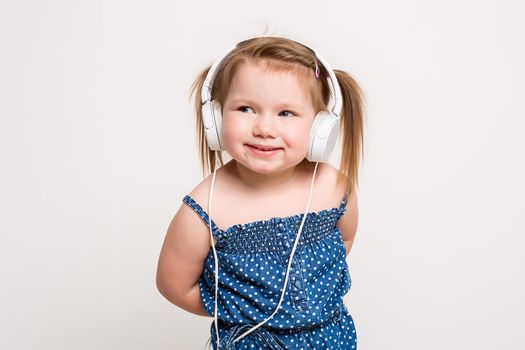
[
  {"x1": 245, "y1": 144, "x2": 285, "y2": 155},
  {"x1": 246, "y1": 144, "x2": 283, "y2": 151}
]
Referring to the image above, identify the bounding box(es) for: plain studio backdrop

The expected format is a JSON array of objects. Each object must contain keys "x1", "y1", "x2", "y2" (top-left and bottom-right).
[{"x1": 1, "y1": 0, "x2": 523, "y2": 349}]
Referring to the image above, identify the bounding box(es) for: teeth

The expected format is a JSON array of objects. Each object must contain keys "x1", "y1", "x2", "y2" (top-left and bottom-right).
[{"x1": 255, "y1": 145, "x2": 273, "y2": 151}]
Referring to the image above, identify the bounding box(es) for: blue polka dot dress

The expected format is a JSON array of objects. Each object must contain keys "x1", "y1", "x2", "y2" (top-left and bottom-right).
[{"x1": 183, "y1": 195, "x2": 357, "y2": 349}]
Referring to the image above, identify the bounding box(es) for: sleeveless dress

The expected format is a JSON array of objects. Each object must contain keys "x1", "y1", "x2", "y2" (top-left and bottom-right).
[{"x1": 183, "y1": 195, "x2": 357, "y2": 350}]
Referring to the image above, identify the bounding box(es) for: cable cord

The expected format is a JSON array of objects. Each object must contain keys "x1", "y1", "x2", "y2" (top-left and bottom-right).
[
  {"x1": 231, "y1": 162, "x2": 319, "y2": 343},
  {"x1": 207, "y1": 162, "x2": 320, "y2": 348},
  {"x1": 208, "y1": 167, "x2": 220, "y2": 349}
]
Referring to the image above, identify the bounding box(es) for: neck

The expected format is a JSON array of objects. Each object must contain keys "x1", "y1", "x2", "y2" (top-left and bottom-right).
[{"x1": 232, "y1": 161, "x2": 307, "y2": 192}]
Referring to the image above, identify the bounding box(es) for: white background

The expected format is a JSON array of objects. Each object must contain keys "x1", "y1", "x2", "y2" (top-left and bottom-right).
[{"x1": 1, "y1": 0, "x2": 524, "y2": 349}]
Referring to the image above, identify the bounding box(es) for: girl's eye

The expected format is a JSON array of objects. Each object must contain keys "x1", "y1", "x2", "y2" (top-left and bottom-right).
[
  {"x1": 239, "y1": 106, "x2": 255, "y2": 113},
  {"x1": 279, "y1": 110, "x2": 296, "y2": 118}
]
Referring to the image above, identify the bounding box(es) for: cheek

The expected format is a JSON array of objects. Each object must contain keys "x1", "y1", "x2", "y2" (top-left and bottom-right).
[
  {"x1": 221, "y1": 116, "x2": 245, "y2": 147},
  {"x1": 288, "y1": 121, "x2": 312, "y2": 145},
  {"x1": 283, "y1": 127, "x2": 310, "y2": 153}
]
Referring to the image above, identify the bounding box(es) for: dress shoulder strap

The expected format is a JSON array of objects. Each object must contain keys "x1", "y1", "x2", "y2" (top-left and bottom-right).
[
  {"x1": 182, "y1": 195, "x2": 222, "y2": 236},
  {"x1": 337, "y1": 194, "x2": 349, "y2": 219}
]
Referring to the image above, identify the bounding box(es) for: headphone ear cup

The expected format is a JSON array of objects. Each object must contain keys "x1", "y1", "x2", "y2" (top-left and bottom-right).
[
  {"x1": 201, "y1": 100, "x2": 224, "y2": 151},
  {"x1": 212, "y1": 101, "x2": 223, "y2": 149},
  {"x1": 307, "y1": 111, "x2": 340, "y2": 162}
]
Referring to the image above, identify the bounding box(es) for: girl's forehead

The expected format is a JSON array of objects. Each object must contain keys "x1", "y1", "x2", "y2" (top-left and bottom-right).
[
  {"x1": 227, "y1": 60, "x2": 315, "y2": 103},
  {"x1": 239, "y1": 58, "x2": 312, "y2": 80}
]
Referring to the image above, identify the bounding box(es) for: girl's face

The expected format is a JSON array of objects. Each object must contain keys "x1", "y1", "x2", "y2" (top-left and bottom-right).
[{"x1": 221, "y1": 61, "x2": 316, "y2": 176}]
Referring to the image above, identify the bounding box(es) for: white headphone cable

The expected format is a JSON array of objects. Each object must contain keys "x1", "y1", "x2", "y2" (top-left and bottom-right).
[
  {"x1": 208, "y1": 162, "x2": 319, "y2": 348},
  {"x1": 208, "y1": 166, "x2": 220, "y2": 349},
  {"x1": 231, "y1": 162, "x2": 319, "y2": 344}
]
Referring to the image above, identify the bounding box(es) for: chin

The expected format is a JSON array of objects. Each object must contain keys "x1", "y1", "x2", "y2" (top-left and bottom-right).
[
  {"x1": 234, "y1": 159, "x2": 280, "y2": 175},
  {"x1": 247, "y1": 164, "x2": 281, "y2": 174}
]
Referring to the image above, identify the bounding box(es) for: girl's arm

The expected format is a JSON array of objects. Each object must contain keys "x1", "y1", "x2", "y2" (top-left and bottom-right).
[
  {"x1": 156, "y1": 202, "x2": 212, "y2": 317},
  {"x1": 338, "y1": 189, "x2": 359, "y2": 256}
]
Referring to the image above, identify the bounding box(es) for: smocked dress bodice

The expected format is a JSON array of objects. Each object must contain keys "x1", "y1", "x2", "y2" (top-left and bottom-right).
[{"x1": 183, "y1": 195, "x2": 356, "y2": 349}]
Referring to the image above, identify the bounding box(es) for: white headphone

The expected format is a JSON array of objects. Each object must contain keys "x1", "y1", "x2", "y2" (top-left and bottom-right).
[{"x1": 200, "y1": 42, "x2": 343, "y2": 162}]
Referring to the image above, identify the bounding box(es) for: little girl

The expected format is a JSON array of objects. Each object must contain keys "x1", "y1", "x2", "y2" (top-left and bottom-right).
[{"x1": 156, "y1": 37, "x2": 365, "y2": 349}]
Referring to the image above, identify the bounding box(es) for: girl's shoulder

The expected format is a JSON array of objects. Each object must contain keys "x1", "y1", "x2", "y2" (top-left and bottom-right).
[
  {"x1": 186, "y1": 162, "x2": 237, "y2": 211},
  {"x1": 316, "y1": 162, "x2": 344, "y2": 186},
  {"x1": 187, "y1": 162, "x2": 347, "y2": 207},
  {"x1": 312, "y1": 162, "x2": 349, "y2": 210}
]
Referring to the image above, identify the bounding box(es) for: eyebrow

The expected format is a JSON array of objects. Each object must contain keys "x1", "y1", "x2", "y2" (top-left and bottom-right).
[
  {"x1": 225, "y1": 97, "x2": 257, "y2": 105},
  {"x1": 226, "y1": 98, "x2": 302, "y2": 111}
]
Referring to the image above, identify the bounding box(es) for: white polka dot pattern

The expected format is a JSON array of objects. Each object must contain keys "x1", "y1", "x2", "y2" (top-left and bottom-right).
[{"x1": 183, "y1": 195, "x2": 357, "y2": 349}]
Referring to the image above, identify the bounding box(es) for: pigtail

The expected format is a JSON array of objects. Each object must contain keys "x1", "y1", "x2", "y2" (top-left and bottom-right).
[
  {"x1": 189, "y1": 66, "x2": 224, "y2": 177},
  {"x1": 334, "y1": 70, "x2": 366, "y2": 195}
]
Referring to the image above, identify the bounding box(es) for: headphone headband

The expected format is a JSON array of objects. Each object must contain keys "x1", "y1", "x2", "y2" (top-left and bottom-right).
[
  {"x1": 313, "y1": 52, "x2": 343, "y2": 116},
  {"x1": 200, "y1": 48, "x2": 233, "y2": 104},
  {"x1": 200, "y1": 43, "x2": 342, "y2": 118}
]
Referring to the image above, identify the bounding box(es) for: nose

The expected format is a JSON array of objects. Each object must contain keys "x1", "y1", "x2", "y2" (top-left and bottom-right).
[{"x1": 252, "y1": 114, "x2": 277, "y2": 138}]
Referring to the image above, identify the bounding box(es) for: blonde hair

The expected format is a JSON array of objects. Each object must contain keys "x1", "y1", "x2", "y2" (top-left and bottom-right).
[{"x1": 190, "y1": 37, "x2": 366, "y2": 194}]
